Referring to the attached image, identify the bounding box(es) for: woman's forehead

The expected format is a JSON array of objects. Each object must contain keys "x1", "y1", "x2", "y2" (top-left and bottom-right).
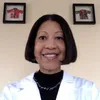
[
  {"x1": 37, "y1": 20, "x2": 63, "y2": 33},
  {"x1": 40, "y1": 20, "x2": 61, "y2": 28}
]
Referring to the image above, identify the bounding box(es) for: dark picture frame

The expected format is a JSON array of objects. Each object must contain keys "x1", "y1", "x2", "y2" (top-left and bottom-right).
[
  {"x1": 73, "y1": 3, "x2": 96, "y2": 24},
  {"x1": 3, "y1": 2, "x2": 26, "y2": 24}
]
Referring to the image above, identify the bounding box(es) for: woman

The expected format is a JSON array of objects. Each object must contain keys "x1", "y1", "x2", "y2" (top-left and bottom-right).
[{"x1": 0, "y1": 14, "x2": 100, "y2": 100}]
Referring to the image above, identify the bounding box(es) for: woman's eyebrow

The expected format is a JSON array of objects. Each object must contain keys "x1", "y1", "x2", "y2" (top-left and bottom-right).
[
  {"x1": 55, "y1": 30, "x2": 63, "y2": 33},
  {"x1": 56, "y1": 30, "x2": 63, "y2": 32},
  {"x1": 37, "y1": 31, "x2": 48, "y2": 35},
  {"x1": 55, "y1": 31, "x2": 63, "y2": 35}
]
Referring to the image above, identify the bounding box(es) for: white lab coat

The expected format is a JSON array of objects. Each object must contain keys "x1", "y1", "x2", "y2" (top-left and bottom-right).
[{"x1": 0, "y1": 72, "x2": 100, "y2": 100}]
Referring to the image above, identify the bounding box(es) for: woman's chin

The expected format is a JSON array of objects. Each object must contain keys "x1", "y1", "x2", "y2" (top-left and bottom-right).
[
  {"x1": 40, "y1": 63, "x2": 61, "y2": 74},
  {"x1": 40, "y1": 67, "x2": 61, "y2": 74}
]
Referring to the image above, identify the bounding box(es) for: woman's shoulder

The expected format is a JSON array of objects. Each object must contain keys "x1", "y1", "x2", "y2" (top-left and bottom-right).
[
  {"x1": 0, "y1": 73, "x2": 36, "y2": 99},
  {"x1": 73, "y1": 75, "x2": 94, "y2": 89},
  {"x1": 63, "y1": 72, "x2": 100, "y2": 100},
  {"x1": 3, "y1": 72, "x2": 35, "y2": 92},
  {"x1": 63, "y1": 72, "x2": 95, "y2": 89}
]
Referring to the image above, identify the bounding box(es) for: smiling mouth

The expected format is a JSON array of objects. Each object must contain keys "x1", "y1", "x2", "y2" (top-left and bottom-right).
[{"x1": 42, "y1": 53, "x2": 58, "y2": 60}]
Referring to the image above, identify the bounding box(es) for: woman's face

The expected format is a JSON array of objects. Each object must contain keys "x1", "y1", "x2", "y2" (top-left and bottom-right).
[{"x1": 34, "y1": 20, "x2": 65, "y2": 74}]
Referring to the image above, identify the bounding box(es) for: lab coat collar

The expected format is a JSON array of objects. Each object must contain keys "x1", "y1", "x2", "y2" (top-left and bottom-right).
[
  {"x1": 15, "y1": 73, "x2": 41, "y2": 100},
  {"x1": 62, "y1": 71, "x2": 74, "y2": 83},
  {"x1": 16, "y1": 72, "x2": 75, "y2": 100},
  {"x1": 56, "y1": 72, "x2": 75, "y2": 100}
]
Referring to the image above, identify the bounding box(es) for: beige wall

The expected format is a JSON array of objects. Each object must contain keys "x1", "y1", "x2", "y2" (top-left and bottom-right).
[{"x1": 0, "y1": 0, "x2": 100, "y2": 92}]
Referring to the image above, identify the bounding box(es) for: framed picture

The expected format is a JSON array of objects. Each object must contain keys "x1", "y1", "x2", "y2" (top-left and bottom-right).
[
  {"x1": 3, "y1": 3, "x2": 26, "y2": 24},
  {"x1": 73, "y1": 4, "x2": 96, "y2": 24}
]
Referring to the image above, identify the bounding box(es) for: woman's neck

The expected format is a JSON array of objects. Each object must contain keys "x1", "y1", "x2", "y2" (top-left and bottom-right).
[{"x1": 33, "y1": 70, "x2": 63, "y2": 87}]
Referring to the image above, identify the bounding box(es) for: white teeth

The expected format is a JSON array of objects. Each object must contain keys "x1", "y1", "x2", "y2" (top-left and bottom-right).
[
  {"x1": 45, "y1": 54, "x2": 56, "y2": 57},
  {"x1": 43, "y1": 54, "x2": 57, "y2": 60}
]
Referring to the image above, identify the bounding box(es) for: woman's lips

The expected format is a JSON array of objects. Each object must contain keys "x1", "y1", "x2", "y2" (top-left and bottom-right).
[{"x1": 42, "y1": 53, "x2": 58, "y2": 60}]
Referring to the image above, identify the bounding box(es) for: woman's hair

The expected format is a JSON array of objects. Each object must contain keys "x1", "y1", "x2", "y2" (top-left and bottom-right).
[{"x1": 25, "y1": 14, "x2": 77, "y2": 64}]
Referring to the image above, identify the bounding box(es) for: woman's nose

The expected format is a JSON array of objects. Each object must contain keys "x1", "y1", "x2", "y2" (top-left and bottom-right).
[{"x1": 45, "y1": 39, "x2": 57, "y2": 49}]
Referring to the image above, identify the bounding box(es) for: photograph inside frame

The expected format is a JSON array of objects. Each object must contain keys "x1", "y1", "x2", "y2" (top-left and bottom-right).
[
  {"x1": 75, "y1": 6, "x2": 93, "y2": 22},
  {"x1": 3, "y1": 3, "x2": 26, "y2": 23},
  {"x1": 5, "y1": 5, "x2": 24, "y2": 21}
]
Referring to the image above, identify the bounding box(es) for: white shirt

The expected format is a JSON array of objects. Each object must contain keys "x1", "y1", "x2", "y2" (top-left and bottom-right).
[{"x1": 0, "y1": 72, "x2": 100, "y2": 100}]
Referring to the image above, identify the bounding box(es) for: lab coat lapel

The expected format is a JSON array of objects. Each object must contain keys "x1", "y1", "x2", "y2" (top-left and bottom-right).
[
  {"x1": 15, "y1": 74, "x2": 41, "y2": 100},
  {"x1": 17, "y1": 84, "x2": 41, "y2": 100},
  {"x1": 56, "y1": 72, "x2": 75, "y2": 100}
]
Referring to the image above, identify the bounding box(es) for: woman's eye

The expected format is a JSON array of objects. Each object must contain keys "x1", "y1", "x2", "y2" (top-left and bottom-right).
[
  {"x1": 56, "y1": 36, "x2": 64, "y2": 40},
  {"x1": 38, "y1": 36, "x2": 47, "y2": 40}
]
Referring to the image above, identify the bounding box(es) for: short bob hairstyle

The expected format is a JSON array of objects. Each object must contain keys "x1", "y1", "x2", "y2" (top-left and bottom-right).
[{"x1": 25, "y1": 14, "x2": 77, "y2": 65}]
